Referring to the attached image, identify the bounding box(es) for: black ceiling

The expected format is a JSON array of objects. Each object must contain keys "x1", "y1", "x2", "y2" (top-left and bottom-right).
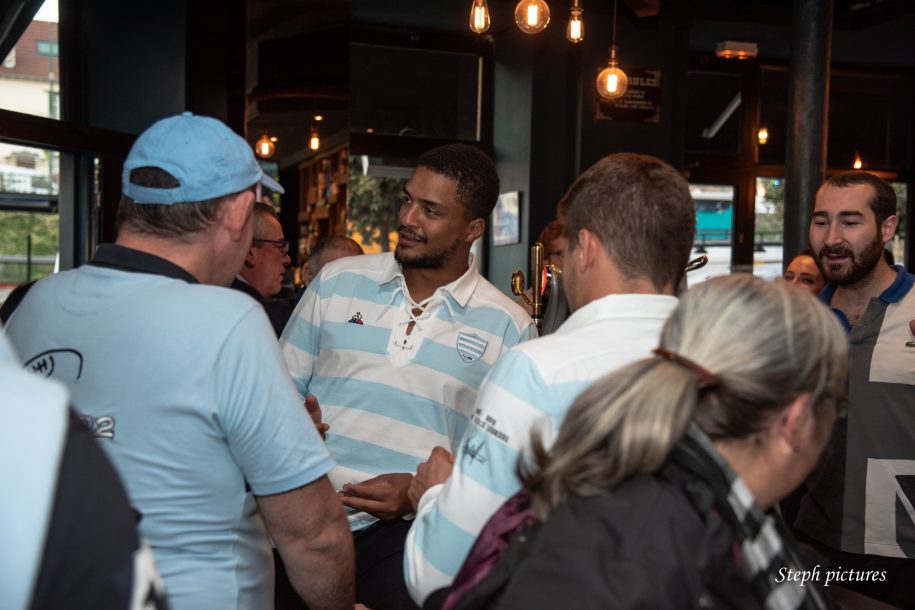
[{"x1": 242, "y1": 0, "x2": 915, "y2": 166}]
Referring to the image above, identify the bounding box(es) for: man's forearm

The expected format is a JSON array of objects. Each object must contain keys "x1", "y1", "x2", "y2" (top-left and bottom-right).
[
  {"x1": 278, "y1": 511, "x2": 355, "y2": 610},
  {"x1": 258, "y1": 477, "x2": 356, "y2": 610}
]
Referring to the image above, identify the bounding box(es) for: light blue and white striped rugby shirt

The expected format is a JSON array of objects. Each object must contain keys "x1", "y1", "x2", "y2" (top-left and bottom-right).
[
  {"x1": 404, "y1": 293, "x2": 678, "y2": 603},
  {"x1": 280, "y1": 252, "x2": 536, "y2": 530}
]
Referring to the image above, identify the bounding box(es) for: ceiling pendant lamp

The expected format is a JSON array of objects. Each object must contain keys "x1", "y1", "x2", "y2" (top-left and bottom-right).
[
  {"x1": 566, "y1": 0, "x2": 584, "y2": 43},
  {"x1": 469, "y1": 0, "x2": 491, "y2": 34},
  {"x1": 308, "y1": 113, "x2": 323, "y2": 152},
  {"x1": 515, "y1": 0, "x2": 550, "y2": 34},
  {"x1": 309, "y1": 124, "x2": 320, "y2": 151},
  {"x1": 255, "y1": 132, "x2": 276, "y2": 158},
  {"x1": 853, "y1": 151, "x2": 863, "y2": 169},
  {"x1": 596, "y1": 0, "x2": 628, "y2": 100}
]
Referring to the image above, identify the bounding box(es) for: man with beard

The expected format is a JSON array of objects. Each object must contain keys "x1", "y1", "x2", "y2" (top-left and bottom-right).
[
  {"x1": 280, "y1": 144, "x2": 535, "y2": 609},
  {"x1": 794, "y1": 172, "x2": 914, "y2": 608}
]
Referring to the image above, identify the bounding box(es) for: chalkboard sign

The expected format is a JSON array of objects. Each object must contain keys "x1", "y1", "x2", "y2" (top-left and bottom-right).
[{"x1": 597, "y1": 69, "x2": 661, "y2": 123}]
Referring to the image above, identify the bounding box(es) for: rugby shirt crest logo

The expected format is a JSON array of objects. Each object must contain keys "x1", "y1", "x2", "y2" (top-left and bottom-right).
[{"x1": 456, "y1": 331, "x2": 487, "y2": 363}]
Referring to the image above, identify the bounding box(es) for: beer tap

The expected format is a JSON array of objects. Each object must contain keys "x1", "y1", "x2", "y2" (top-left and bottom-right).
[{"x1": 511, "y1": 242, "x2": 545, "y2": 330}]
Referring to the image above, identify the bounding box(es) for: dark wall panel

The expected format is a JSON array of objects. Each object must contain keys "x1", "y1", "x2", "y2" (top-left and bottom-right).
[
  {"x1": 489, "y1": 31, "x2": 533, "y2": 296},
  {"x1": 577, "y1": 12, "x2": 686, "y2": 172},
  {"x1": 529, "y1": 21, "x2": 581, "y2": 249},
  {"x1": 66, "y1": 0, "x2": 186, "y2": 134}
]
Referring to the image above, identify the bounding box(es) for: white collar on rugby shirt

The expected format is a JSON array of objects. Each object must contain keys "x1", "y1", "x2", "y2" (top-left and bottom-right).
[
  {"x1": 557, "y1": 292, "x2": 679, "y2": 335},
  {"x1": 377, "y1": 253, "x2": 481, "y2": 310}
]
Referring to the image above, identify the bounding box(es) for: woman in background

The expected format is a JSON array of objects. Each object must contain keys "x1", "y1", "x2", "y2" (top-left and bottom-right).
[{"x1": 783, "y1": 248, "x2": 825, "y2": 296}]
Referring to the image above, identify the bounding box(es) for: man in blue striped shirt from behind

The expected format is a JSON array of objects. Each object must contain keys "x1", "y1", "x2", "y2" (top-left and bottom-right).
[
  {"x1": 280, "y1": 144, "x2": 535, "y2": 609},
  {"x1": 403, "y1": 152, "x2": 698, "y2": 605}
]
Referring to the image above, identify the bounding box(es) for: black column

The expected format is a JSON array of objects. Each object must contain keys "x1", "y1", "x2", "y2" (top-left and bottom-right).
[
  {"x1": 186, "y1": 0, "x2": 247, "y2": 133},
  {"x1": 783, "y1": 0, "x2": 833, "y2": 266},
  {"x1": 57, "y1": 152, "x2": 94, "y2": 268}
]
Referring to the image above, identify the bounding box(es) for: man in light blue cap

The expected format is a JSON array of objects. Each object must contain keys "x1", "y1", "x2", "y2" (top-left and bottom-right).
[{"x1": 6, "y1": 113, "x2": 354, "y2": 610}]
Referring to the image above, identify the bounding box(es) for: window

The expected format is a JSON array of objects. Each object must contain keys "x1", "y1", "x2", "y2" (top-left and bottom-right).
[
  {"x1": 0, "y1": 209, "x2": 59, "y2": 289},
  {"x1": 753, "y1": 177, "x2": 784, "y2": 280},
  {"x1": 689, "y1": 184, "x2": 734, "y2": 283},
  {"x1": 36, "y1": 40, "x2": 58, "y2": 56},
  {"x1": 0, "y1": 1, "x2": 61, "y2": 121},
  {"x1": 0, "y1": 144, "x2": 60, "y2": 304}
]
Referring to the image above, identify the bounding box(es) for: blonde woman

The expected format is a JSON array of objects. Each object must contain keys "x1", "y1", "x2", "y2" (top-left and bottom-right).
[{"x1": 451, "y1": 275, "x2": 847, "y2": 610}]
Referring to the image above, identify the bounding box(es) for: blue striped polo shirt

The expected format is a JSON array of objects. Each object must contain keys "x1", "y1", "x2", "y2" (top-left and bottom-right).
[
  {"x1": 403, "y1": 293, "x2": 678, "y2": 603},
  {"x1": 280, "y1": 252, "x2": 535, "y2": 530}
]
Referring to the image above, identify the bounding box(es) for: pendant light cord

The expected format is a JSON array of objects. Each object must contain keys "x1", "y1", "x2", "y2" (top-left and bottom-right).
[{"x1": 612, "y1": 0, "x2": 618, "y2": 46}]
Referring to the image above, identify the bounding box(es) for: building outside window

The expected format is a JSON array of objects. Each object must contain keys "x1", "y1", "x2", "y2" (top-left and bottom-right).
[{"x1": 0, "y1": 1, "x2": 61, "y2": 306}]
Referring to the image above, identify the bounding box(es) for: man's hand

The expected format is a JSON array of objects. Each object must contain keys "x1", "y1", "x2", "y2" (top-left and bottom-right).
[
  {"x1": 339, "y1": 473, "x2": 413, "y2": 521},
  {"x1": 408, "y1": 446, "x2": 455, "y2": 511},
  {"x1": 305, "y1": 394, "x2": 330, "y2": 440}
]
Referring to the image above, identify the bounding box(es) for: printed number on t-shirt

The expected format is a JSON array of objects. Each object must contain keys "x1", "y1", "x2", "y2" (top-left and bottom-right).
[{"x1": 78, "y1": 415, "x2": 116, "y2": 439}]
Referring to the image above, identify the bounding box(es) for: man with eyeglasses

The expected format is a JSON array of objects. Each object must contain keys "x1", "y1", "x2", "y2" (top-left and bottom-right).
[
  {"x1": 232, "y1": 201, "x2": 294, "y2": 336},
  {"x1": 5, "y1": 113, "x2": 354, "y2": 610}
]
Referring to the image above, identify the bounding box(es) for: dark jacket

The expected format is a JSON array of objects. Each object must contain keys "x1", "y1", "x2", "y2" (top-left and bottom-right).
[
  {"x1": 495, "y1": 463, "x2": 759, "y2": 610},
  {"x1": 230, "y1": 277, "x2": 293, "y2": 337}
]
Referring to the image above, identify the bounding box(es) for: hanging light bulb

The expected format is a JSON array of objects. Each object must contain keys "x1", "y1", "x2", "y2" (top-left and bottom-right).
[
  {"x1": 309, "y1": 124, "x2": 320, "y2": 151},
  {"x1": 758, "y1": 125, "x2": 769, "y2": 145},
  {"x1": 469, "y1": 0, "x2": 491, "y2": 34},
  {"x1": 514, "y1": 0, "x2": 550, "y2": 34},
  {"x1": 596, "y1": 46, "x2": 628, "y2": 99},
  {"x1": 255, "y1": 132, "x2": 275, "y2": 158},
  {"x1": 853, "y1": 152, "x2": 863, "y2": 169},
  {"x1": 566, "y1": 0, "x2": 584, "y2": 43},
  {"x1": 595, "y1": 0, "x2": 627, "y2": 100}
]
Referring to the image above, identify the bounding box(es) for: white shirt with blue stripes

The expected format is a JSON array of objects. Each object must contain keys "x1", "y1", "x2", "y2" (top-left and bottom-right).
[
  {"x1": 280, "y1": 252, "x2": 536, "y2": 530},
  {"x1": 403, "y1": 293, "x2": 678, "y2": 603}
]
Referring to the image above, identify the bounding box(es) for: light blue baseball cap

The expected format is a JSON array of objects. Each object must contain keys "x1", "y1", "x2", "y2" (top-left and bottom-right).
[{"x1": 122, "y1": 112, "x2": 283, "y2": 205}]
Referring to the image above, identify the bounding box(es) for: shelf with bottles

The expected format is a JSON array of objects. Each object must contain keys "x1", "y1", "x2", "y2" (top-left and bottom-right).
[{"x1": 297, "y1": 144, "x2": 349, "y2": 254}]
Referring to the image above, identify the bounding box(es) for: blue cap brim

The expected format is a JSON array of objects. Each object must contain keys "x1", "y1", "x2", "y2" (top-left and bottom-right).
[{"x1": 260, "y1": 172, "x2": 284, "y2": 195}]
